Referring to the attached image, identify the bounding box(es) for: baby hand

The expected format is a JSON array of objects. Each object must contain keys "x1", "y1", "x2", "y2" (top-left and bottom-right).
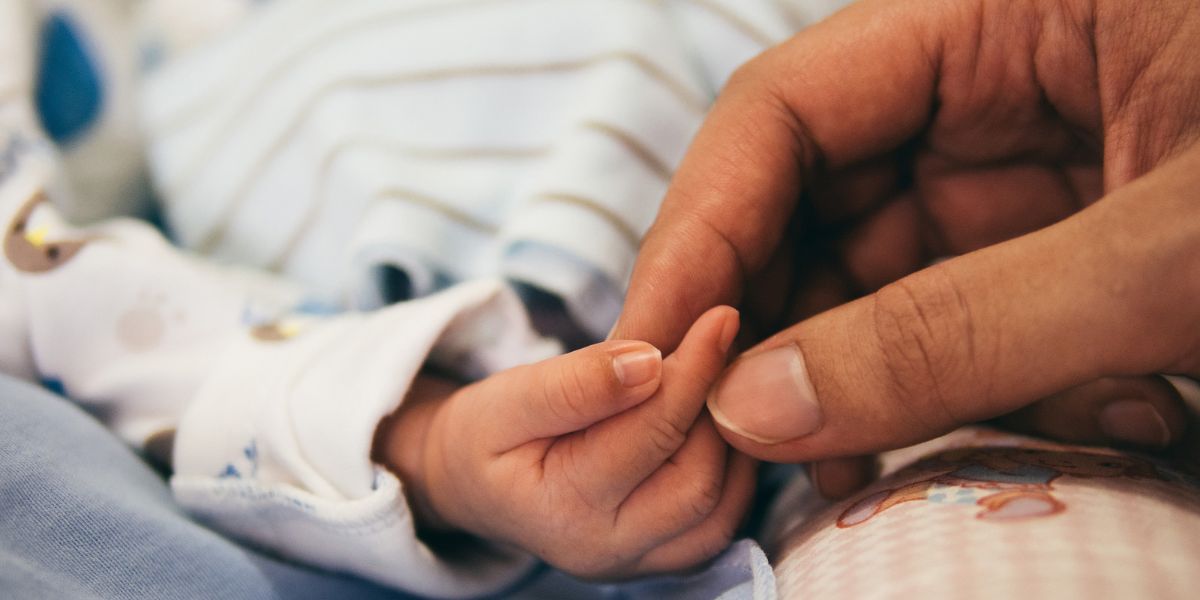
[{"x1": 376, "y1": 307, "x2": 755, "y2": 579}]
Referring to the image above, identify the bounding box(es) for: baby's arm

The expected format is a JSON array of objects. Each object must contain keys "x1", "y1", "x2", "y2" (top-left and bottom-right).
[
  {"x1": 0, "y1": 179, "x2": 558, "y2": 597},
  {"x1": 373, "y1": 306, "x2": 758, "y2": 578},
  {"x1": 0, "y1": 101, "x2": 556, "y2": 599}
]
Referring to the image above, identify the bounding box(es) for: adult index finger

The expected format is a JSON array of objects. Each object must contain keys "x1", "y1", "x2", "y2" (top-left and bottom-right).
[{"x1": 612, "y1": 0, "x2": 943, "y2": 350}]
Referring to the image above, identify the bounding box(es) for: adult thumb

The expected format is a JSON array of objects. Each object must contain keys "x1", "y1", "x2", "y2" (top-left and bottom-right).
[{"x1": 704, "y1": 156, "x2": 1200, "y2": 462}]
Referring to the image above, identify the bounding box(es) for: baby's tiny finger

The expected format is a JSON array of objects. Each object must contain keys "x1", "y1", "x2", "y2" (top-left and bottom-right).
[
  {"x1": 631, "y1": 449, "x2": 758, "y2": 576},
  {"x1": 569, "y1": 306, "x2": 738, "y2": 503},
  {"x1": 472, "y1": 340, "x2": 663, "y2": 454},
  {"x1": 611, "y1": 416, "x2": 728, "y2": 549}
]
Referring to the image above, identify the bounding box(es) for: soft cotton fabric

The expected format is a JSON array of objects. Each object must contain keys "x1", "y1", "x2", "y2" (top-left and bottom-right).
[
  {"x1": 0, "y1": 375, "x2": 416, "y2": 600},
  {"x1": 139, "y1": 0, "x2": 851, "y2": 337}
]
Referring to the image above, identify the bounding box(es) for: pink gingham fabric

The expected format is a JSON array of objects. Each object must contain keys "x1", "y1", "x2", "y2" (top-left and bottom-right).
[{"x1": 769, "y1": 428, "x2": 1200, "y2": 599}]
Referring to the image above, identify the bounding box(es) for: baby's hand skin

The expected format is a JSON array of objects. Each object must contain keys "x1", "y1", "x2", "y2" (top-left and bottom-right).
[{"x1": 374, "y1": 307, "x2": 756, "y2": 579}]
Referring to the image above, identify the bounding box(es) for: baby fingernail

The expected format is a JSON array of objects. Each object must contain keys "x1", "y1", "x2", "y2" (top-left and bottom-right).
[
  {"x1": 613, "y1": 344, "x2": 662, "y2": 387},
  {"x1": 1099, "y1": 400, "x2": 1171, "y2": 448},
  {"x1": 708, "y1": 344, "x2": 822, "y2": 444}
]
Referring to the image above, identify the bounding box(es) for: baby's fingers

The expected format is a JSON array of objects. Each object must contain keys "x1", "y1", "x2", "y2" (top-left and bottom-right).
[
  {"x1": 551, "y1": 417, "x2": 734, "y2": 579},
  {"x1": 471, "y1": 340, "x2": 664, "y2": 454},
  {"x1": 632, "y1": 449, "x2": 757, "y2": 575},
  {"x1": 566, "y1": 306, "x2": 738, "y2": 507},
  {"x1": 610, "y1": 416, "x2": 730, "y2": 552}
]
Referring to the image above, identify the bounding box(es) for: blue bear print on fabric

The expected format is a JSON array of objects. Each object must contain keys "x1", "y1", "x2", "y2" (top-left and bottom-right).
[
  {"x1": 218, "y1": 440, "x2": 260, "y2": 479},
  {"x1": 243, "y1": 439, "x2": 258, "y2": 465},
  {"x1": 35, "y1": 11, "x2": 104, "y2": 145}
]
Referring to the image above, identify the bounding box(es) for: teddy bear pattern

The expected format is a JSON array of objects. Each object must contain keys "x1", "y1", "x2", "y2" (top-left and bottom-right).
[{"x1": 837, "y1": 446, "x2": 1165, "y2": 527}]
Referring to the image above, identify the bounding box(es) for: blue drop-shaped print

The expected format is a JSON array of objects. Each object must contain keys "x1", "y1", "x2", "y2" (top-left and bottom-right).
[
  {"x1": 40, "y1": 377, "x2": 67, "y2": 397},
  {"x1": 35, "y1": 12, "x2": 104, "y2": 145}
]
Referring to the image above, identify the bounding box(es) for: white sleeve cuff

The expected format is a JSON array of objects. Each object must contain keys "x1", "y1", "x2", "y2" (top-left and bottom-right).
[
  {"x1": 172, "y1": 279, "x2": 558, "y2": 597},
  {"x1": 171, "y1": 470, "x2": 537, "y2": 599}
]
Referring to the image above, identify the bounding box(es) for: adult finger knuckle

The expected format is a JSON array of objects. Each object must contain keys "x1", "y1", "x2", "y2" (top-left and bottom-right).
[
  {"x1": 871, "y1": 265, "x2": 982, "y2": 426},
  {"x1": 725, "y1": 55, "x2": 766, "y2": 92}
]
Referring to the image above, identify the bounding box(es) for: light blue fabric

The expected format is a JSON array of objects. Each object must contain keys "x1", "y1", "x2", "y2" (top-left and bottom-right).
[
  {"x1": 509, "y1": 540, "x2": 774, "y2": 600},
  {"x1": 0, "y1": 375, "x2": 412, "y2": 600}
]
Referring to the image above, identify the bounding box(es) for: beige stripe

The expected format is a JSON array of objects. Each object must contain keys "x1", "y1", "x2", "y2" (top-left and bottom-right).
[
  {"x1": 150, "y1": 0, "x2": 535, "y2": 134},
  {"x1": 269, "y1": 119, "x2": 669, "y2": 269},
  {"x1": 149, "y1": 0, "x2": 666, "y2": 135},
  {"x1": 267, "y1": 140, "x2": 544, "y2": 269},
  {"x1": 375, "y1": 186, "x2": 500, "y2": 233},
  {"x1": 682, "y1": 0, "x2": 778, "y2": 48},
  {"x1": 185, "y1": 51, "x2": 703, "y2": 254},
  {"x1": 530, "y1": 192, "x2": 641, "y2": 249},
  {"x1": 579, "y1": 120, "x2": 672, "y2": 181}
]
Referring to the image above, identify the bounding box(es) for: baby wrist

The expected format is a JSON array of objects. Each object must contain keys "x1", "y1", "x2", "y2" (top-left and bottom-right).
[{"x1": 372, "y1": 376, "x2": 457, "y2": 533}]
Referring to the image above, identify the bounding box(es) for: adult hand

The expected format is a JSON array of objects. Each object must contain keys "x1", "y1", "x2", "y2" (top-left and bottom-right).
[{"x1": 613, "y1": 0, "x2": 1200, "y2": 495}]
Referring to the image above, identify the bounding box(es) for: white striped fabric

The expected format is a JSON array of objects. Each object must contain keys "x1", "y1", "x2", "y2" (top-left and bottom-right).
[{"x1": 138, "y1": 0, "x2": 853, "y2": 338}]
